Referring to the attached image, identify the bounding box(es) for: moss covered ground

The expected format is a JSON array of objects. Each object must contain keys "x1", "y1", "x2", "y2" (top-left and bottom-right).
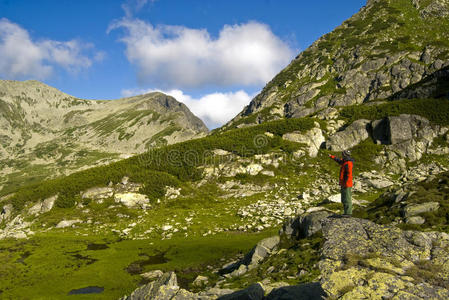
[{"x1": 0, "y1": 231, "x2": 274, "y2": 299}]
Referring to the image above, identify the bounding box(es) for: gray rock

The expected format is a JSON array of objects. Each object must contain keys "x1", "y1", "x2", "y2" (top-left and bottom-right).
[
  {"x1": 405, "y1": 216, "x2": 426, "y2": 225},
  {"x1": 282, "y1": 127, "x2": 325, "y2": 158},
  {"x1": 281, "y1": 210, "x2": 331, "y2": 239},
  {"x1": 326, "y1": 119, "x2": 370, "y2": 151},
  {"x1": 299, "y1": 211, "x2": 331, "y2": 238},
  {"x1": 41, "y1": 195, "x2": 57, "y2": 213},
  {"x1": 366, "y1": 178, "x2": 394, "y2": 189},
  {"x1": 319, "y1": 217, "x2": 449, "y2": 298},
  {"x1": 140, "y1": 270, "x2": 164, "y2": 280},
  {"x1": 217, "y1": 283, "x2": 264, "y2": 300},
  {"x1": 222, "y1": 236, "x2": 280, "y2": 276},
  {"x1": 244, "y1": 236, "x2": 280, "y2": 269},
  {"x1": 28, "y1": 202, "x2": 43, "y2": 215},
  {"x1": 82, "y1": 187, "x2": 114, "y2": 200},
  {"x1": 265, "y1": 282, "x2": 326, "y2": 300},
  {"x1": 55, "y1": 219, "x2": 82, "y2": 228},
  {"x1": 192, "y1": 275, "x2": 208, "y2": 287},
  {"x1": 401, "y1": 202, "x2": 440, "y2": 218},
  {"x1": 230, "y1": 264, "x2": 248, "y2": 277},
  {"x1": 120, "y1": 272, "x2": 180, "y2": 300},
  {"x1": 371, "y1": 118, "x2": 389, "y2": 144},
  {"x1": 388, "y1": 115, "x2": 415, "y2": 144},
  {"x1": 114, "y1": 193, "x2": 150, "y2": 208}
]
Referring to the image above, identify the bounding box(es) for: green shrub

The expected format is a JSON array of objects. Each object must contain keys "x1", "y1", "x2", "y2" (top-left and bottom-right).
[{"x1": 340, "y1": 98, "x2": 449, "y2": 126}]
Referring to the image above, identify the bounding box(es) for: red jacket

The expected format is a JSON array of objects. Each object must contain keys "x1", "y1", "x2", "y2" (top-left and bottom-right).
[{"x1": 330, "y1": 155, "x2": 354, "y2": 188}]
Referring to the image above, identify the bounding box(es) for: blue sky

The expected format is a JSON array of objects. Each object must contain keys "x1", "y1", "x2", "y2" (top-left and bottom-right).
[{"x1": 0, "y1": 0, "x2": 366, "y2": 128}]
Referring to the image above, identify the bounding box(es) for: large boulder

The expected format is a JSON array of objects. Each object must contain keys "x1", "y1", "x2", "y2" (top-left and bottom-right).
[
  {"x1": 28, "y1": 195, "x2": 58, "y2": 215},
  {"x1": 282, "y1": 126, "x2": 325, "y2": 157},
  {"x1": 401, "y1": 202, "x2": 440, "y2": 218},
  {"x1": 319, "y1": 217, "x2": 449, "y2": 299},
  {"x1": 373, "y1": 114, "x2": 439, "y2": 145},
  {"x1": 221, "y1": 236, "x2": 280, "y2": 276},
  {"x1": 281, "y1": 210, "x2": 331, "y2": 239},
  {"x1": 120, "y1": 272, "x2": 181, "y2": 300},
  {"x1": 241, "y1": 236, "x2": 280, "y2": 271},
  {"x1": 41, "y1": 195, "x2": 57, "y2": 213},
  {"x1": 326, "y1": 119, "x2": 370, "y2": 151},
  {"x1": 82, "y1": 187, "x2": 114, "y2": 200},
  {"x1": 121, "y1": 271, "x2": 234, "y2": 300},
  {"x1": 114, "y1": 193, "x2": 150, "y2": 208},
  {"x1": 55, "y1": 219, "x2": 82, "y2": 228}
]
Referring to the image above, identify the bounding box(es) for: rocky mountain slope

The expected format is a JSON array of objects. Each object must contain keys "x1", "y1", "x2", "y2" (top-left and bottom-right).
[
  {"x1": 223, "y1": 0, "x2": 449, "y2": 129},
  {"x1": 0, "y1": 80, "x2": 208, "y2": 193}
]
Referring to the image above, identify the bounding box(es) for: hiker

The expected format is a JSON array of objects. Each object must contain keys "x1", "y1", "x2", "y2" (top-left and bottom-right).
[{"x1": 329, "y1": 150, "x2": 354, "y2": 216}]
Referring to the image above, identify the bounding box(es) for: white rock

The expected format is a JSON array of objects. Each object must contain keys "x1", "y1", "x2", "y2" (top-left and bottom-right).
[
  {"x1": 193, "y1": 275, "x2": 209, "y2": 287},
  {"x1": 306, "y1": 207, "x2": 324, "y2": 213},
  {"x1": 245, "y1": 164, "x2": 264, "y2": 176},
  {"x1": 12, "y1": 231, "x2": 27, "y2": 239},
  {"x1": 114, "y1": 193, "x2": 150, "y2": 208},
  {"x1": 213, "y1": 149, "x2": 231, "y2": 156},
  {"x1": 28, "y1": 202, "x2": 43, "y2": 215},
  {"x1": 284, "y1": 207, "x2": 293, "y2": 216},
  {"x1": 41, "y1": 195, "x2": 57, "y2": 213},
  {"x1": 162, "y1": 225, "x2": 173, "y2": 231},
  {"x1": 261, "y1": 170, "x2": 275, "y2": 177},
  {"x1": 82, "y1": 187, "x2": 113, "y2": 199},
  {"x1": 55, "y1": 219, "x2": 82, "y2": 228},
  {"x1": 141, "y1": 270, "x2": 164, "y2": 280},
  {"x1": 366, "y1": 178, "x2": 394, "y2": 189}
]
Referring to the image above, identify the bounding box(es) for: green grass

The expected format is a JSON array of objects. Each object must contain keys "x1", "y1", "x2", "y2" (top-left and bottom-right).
[
  {"x1": 363, "y1": 170, "x2": 449, "y2": 230},
  {"x1": 3, "y1": 117, "x2": 315, "y2": 211},
  {"x1": 0, "y1": 230, "x2": 274, "y2": 299},
  {"x1": 223, "y1": 233, "x2": 323, "y2": 290}
]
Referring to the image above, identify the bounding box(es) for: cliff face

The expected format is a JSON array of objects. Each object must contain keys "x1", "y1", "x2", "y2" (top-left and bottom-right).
[
  {"x1": 0, "y1": 80, "x2": 208, "y2": 190},
  {"x1": 224, "y1": 0, "x2": 449, "y2": 129}
]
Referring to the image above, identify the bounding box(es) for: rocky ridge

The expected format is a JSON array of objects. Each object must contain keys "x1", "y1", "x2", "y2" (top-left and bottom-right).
[{"x1": 223, "y1": 0, "x2": 449, "y2": 129}]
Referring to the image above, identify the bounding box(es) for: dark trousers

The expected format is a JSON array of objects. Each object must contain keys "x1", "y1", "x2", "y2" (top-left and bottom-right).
[{"x1": 341, "y1": 187, "x2": 352, "y2": 215}]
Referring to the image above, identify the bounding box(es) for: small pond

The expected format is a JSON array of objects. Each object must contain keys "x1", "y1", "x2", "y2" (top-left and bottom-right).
[{"x1": 68, "y1": 286, "x2": 104, "y2": 295}]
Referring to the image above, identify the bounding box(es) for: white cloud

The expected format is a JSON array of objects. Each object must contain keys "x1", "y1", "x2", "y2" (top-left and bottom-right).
[
  {"x1": 122, "y1": 88, "x2": 254, "y2": 129},
  {"x1": 110, "y1": 19, "x2": 294, "y2": 88},
  {"x1": 0, "y1": 18, "x2": 101, "y2": 80},
  {"x1": 121, "y1": 0, "x2": 152, "y2": 18}
]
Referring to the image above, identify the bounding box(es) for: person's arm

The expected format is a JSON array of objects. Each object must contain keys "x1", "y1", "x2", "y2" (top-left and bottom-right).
[{"x1": 329, "y1": 154, "x2": 343, "y2": 164}]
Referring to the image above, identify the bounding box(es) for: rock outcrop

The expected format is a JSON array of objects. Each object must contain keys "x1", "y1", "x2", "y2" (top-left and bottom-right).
[
  {"x1": 325, "y1": 114, "x2": 447, "y2": 162},
  {"x1": 319, "y1": 217, "x2": 449, "y2": 299},
  {"x1": 220, "y1": 236, "x2": 280, "y2": 277},
  {"x1": 281, "y1": 210, "x2": 332, "y2": 239},
  {"x1": 326, "y1": 120, "x2": 370, "y2": 151}
]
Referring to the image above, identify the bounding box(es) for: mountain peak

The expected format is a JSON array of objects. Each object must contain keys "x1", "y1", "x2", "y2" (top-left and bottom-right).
[{"x1": 223, "y1": 0, "x2": 449, "y2": 129}]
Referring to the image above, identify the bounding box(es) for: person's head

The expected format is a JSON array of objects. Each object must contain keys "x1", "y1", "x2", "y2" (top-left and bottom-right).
[{"x1": 342, "y1": 150, "x2": 351, "y2": 160}]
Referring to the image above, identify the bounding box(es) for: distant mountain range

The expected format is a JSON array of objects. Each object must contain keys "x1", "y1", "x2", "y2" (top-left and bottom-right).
[{"x1": 0, "y1": 80, "x2": 208, "y2": 193}]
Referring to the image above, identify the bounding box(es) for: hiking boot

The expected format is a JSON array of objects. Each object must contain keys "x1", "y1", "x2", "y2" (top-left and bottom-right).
[{"x1": 342, "y1": 214, "x2": 352, "y2": 218}]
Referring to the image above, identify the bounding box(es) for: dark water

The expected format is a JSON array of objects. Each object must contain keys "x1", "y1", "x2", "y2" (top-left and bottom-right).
[
  {"x1": 87, "y1": 243, "x2": 109, "y2": 250},
  {"x1": 68, "y1": 286, "x2": 104, "y2": 295},
  {"x1": 72, "y1": 253, "x2": 98, "y2": 265},
  {"x1": 126, "y1": 252, "x2": 169, "y2": 275}
]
